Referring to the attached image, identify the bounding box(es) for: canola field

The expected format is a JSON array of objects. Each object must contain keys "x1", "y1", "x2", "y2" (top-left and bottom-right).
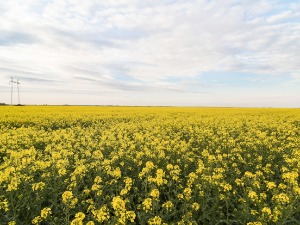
[{"x1": 0, "y1": 106, "x2": 299, "y2": 225}]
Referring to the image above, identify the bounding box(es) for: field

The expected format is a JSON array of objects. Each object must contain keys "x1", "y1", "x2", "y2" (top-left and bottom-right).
[{"x1": 0, "y1": 106, "x2": 299, "y2": 225}]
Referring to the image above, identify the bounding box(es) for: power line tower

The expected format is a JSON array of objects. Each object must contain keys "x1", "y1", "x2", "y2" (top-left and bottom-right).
[
  {"x1": 17, "y1": 79, "x2": 21, "y2": 105},
  {"x1": 9, "y1": 77, "x2": 21, "y2": 105},
  {"x1": 9, "y1": 77, "x2": 14, "y2": 105}
]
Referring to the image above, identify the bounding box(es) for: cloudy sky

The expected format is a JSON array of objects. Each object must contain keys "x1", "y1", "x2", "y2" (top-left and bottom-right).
[{"x1": 0, "y1": 0, "x2": 299, "y2": 107}]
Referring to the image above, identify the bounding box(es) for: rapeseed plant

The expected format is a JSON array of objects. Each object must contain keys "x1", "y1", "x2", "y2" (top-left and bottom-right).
[{"x1": 0, "y1": 106, "x2": 299, "y2": 224}]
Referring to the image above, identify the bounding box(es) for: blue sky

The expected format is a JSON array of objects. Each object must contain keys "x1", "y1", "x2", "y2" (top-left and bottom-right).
[{"x1": 0, "y1": 0, "x2": 299, "y2": 107}]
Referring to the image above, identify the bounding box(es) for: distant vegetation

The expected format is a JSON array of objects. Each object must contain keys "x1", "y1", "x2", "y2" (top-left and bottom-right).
[{"x1": 0, "y1": 103, "x2": 25, "y2": 106}]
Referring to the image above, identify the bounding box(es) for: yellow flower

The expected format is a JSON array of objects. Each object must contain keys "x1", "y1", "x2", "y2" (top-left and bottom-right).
[
  {"x1": 162, "y1": 201, "x2": 174, "y2": 211},
  {"x1": 75, "y1": 212, "x2": 85, "y2": 220},
  {"x1": 92, "y1": 205, "x2": 110, "y2": 223},
  {"x1": 0, "y1": 199, "x2": 9, "y2": 212},
  {"x1": 177, "y1": 193, "x2": 184, "y2": 200},
  {"x1": 272, "y1": 206, "x2": 282, "y2": 222},
  {"x1": 266, "y1": 182, "x2": 276, "y2": 190},
  {"x1": 278, "y1": 183, "x2": 287, "y2": 190},
  {"x1": 62, "y1": 191, "x2": 73, "y2": 203},
  {"x1": 272, "y1": 193, "x2": 290, "y2": 204},
  {"x1": 260, "y1": 193, "x2": 267, "y2": 200},
  {"x1": 150, "y1": 189, "x2": 160, "y2": 199},
  {"x1": 282, "y1": 171, "x2": 298, "y2": 185},
  {"x1": 83, "y1": 189, "x2": 91, "y2": 196},
  {"x1": 124, "y1": 177, "x2": 133, "y2": 186},
  {"x1": 261, "y1": 207, "x2": 271, "y2": 218},
  {"x1": 70, "y1": 212, "x2": 85, "y2": 225},
  {"x1": 126, "y1": 211, "x2": 136, "y2": 222},
  {"x1": 244, "y1": 171, "x2": 255, "y2": 178},
  {"x1": 112, "y1": 196, "x2": 126, "y2": 211},
  {"x1": 117, "y1": 211, "x2": 126, "y2": 225},
  {"x1": 32, "y1": 182, "x2": 45, "y2": 191},
  {"x1": 183, "y1": 188, "x2": 192, "y2": 200},
  {"x1": 91, "y1": 184, "x2": 101, "y2": 191},
  {"x1": 248, "y1": 190, "x2": 258, "y2": 202},
  {"x1": 62, "y1": 191, "x2": 77, "y2": 208},
  {"x1": 146, "y1": 161, "x2": 155, "y2": 169},
  {"x1": 139, "y1": 161, "x2": 155, "y2": 178},
  {"x1": 148, "y1": 216, "x2": 162, "y2": 225},
  {"x1": 166, "y1": 164, "x2": 173, "y2": 170},
  {"x1": 40, "y1": 207, "x2": 52, "y2": 219},
  {"x1": 170, "y1": 165, "x2": 181, "y2": 181},
  {"x1": 70, "y1": 218, "x2": 83, "y2": 225},
  {"x1": 251, "y1": 210, "x2": 258, "y2": 215},
  {"x1": 58, "y1": 168, "x2": 67, "y2": 176},
  {"x1": 7, "y1": 177, "x2": 20, "y2": 192},
  {"x1": 112, "y1": 167, "x2": 122, "y2": 179},
  {"x1": 154, "y1": 169, "x2": 166, "y2": 186},
  {"x1": 187, "y1": 172, "x2": 198, "y2": 186},
  {"x1": 142, "y1": 198, "x2": 152, "y2": 212},
  {"x1": 192, "y1": 202, "x2": 200, "y2": 211},
  {"x1": 120, "y1": 177, "x2": 133, "y2": 196},
  {"x1": 70, "y1": 198, "x2": 78, "y2": 208},
  {"x1": 32, "y1": 216, "x2": 42, "y2": 224},
  {"x1": 94, "y1": 176, "x2": 102, "y2": 184},
  {"x1": 221, "y1": 183, "x2": 232, "y2": 192}
]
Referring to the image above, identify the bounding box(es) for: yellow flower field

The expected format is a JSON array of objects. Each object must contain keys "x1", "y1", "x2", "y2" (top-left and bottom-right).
[{"x1": 0, "y1": 106, "x2": 299, "y2": 224}]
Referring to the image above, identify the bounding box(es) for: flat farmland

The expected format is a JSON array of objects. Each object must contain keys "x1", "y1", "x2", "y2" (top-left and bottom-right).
[{"x1": 0, "y1": 106, "x2": 299, "y2": 224}]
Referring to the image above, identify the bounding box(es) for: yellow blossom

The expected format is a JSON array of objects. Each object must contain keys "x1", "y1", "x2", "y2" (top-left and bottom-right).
[
  {"x1": 40, "y1": 207, "x2": 52, "y2": 219},
  {"x1": 32, "y1": 182, "x2": 45, "y2": 191},
  {"x1": 86, "y1": 221, "x2": 95, "y2": 225},
  {"x1": 148, "y1": 216, "x2": 162, "y2": 225},
  {"x1": 150, "y1": 189, "x2": 160, "y2": 199},
  {"x1": 272, "y1": 193, "x2": 290, "y2": 204},
  {"x1": 142, "y1": 198, "x2": 152, "y2": 212},
  {"x1": 261, "y1": 207, "x2": 271, "y2": 217},
  {"x1": 112, "y1": 196, "x2": 126, "y2": 211},
  {"x1": 62, "y1": 191, "x2": 73, "y2": 203},
  {"x1": 32, "y1": 216, "x2": 42, "y2": 224},
  {"x1": 248, "y1": 190, "x2": 259, "y2": 202},
  {"x1": 162, "y1": 201, "x2": 174, "y2": 211},
  {"x1": 192, "y1": 202, "x2": 200, "y2": 211},
  {"x1": 92, "y1": 205, "x2": 110, "y2": 223},
  {"x1": 126, "y1": 211, "x2": 136, "y2": 222},
  {"x1": 183, "y1": 188, "x2": 192, "y2": 200},
  {"x1": 266, "y1": 182, "x2": 276, "y2": 190}
]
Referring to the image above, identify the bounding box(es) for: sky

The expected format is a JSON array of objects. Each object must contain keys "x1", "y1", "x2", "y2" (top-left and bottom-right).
[{"x1": 0, "y1": 0, "x2": 300, "y2": 107}]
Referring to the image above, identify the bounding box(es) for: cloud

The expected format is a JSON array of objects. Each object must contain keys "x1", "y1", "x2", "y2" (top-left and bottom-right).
[
  {"x1": 73, "y1": 75, "x2": 187, "y2": 93},
  {"x1": 0, "y1": 30, "x2": 39, "y2": 46},
  {"x1": 0, "y1": 0, "x2": 299, "y2": 106},
  {"x1": 18, "y1": 77, "x2": 58, "y2": 83}
]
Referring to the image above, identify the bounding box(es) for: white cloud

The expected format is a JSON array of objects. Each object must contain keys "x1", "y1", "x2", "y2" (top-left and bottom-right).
[
  {"x1": 0, "y1": 0, "x2": 299, "y2": 106},
  {"x1": 267, "y1": 10, "x2": 293, "y2": 23}
]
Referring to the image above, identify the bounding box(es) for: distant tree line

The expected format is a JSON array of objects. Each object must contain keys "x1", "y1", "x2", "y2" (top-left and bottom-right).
[{"x1": 0, "y1": 103, "x2": 7, "y2": 105}]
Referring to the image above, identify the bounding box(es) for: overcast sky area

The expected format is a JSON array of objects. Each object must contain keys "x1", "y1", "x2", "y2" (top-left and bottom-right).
[{"x1": 0, "y1": 0, "x2": 300, "y2": 107}]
